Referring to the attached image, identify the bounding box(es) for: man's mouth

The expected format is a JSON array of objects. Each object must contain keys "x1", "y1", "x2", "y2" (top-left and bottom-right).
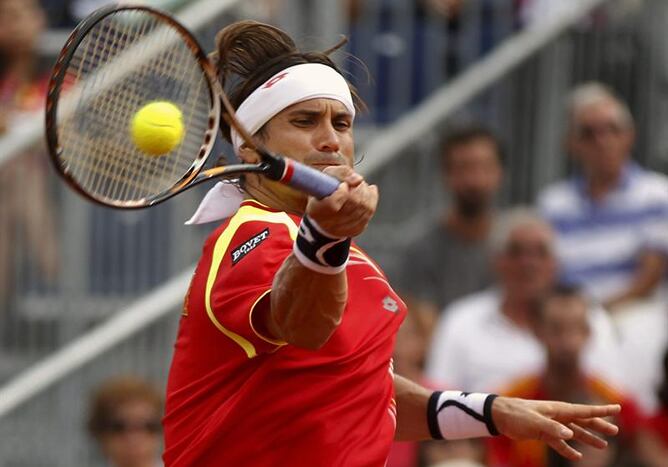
[{"x1": 310, "y1": 162, "x2": 342, "y2": 169}]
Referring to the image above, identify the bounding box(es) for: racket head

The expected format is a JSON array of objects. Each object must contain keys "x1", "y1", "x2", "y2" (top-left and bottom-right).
[{"x1": 45, "y1": 4, "x2": 221, "y2": 208}]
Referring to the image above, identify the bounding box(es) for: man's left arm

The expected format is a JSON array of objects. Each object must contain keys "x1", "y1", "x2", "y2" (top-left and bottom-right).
[
  {"x1": 393, "y1": 374, "x2": 621, "y2": 461},
  {"x1": 605, "y1": 250, "x2": 666, "y2": 310}
]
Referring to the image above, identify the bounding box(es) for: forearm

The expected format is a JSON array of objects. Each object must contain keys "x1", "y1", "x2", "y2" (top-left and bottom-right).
[
  {"x1": 606, "y1": 251, "x2": 665, "y2": 309},
  {"x1": 394, "y1": 374, "x2": 432, "y2": 441},
  {"x1": 394, "y1": 373, "x2": 621, "y2": 462},
  {"x1": 394, "y1": 374, "x2": 499, "y2": 442},
  {"x1": 268, "y1": 254, "x2": 347, "y2": 349}
]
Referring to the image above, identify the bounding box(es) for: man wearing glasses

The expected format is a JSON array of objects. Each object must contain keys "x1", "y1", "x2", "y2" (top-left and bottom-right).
[
  {"x1": 87, "y1": 376, "x2": 163, "y2": 467},
  {"x1": 538, "y1": 82, "x2": 668, "y2": 312}
]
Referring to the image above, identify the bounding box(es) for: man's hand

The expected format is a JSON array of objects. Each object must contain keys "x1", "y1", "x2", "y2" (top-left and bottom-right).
[
  {"x1": 492, "y1": 397, "x2": 620, "y2": 461},
  {"x1": 306, "y1": 166, "x2": 378, "y2": 238}
]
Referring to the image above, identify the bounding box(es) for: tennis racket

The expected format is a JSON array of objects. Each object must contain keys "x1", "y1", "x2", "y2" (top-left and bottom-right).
[{"x1": 45, "y1": 4, "x2": 341, "y2": 209}]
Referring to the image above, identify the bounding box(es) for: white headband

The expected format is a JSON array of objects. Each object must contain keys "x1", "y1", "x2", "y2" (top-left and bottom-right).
[{"x1": 230, "y1": 63, "x2": 355, "y2": 155}]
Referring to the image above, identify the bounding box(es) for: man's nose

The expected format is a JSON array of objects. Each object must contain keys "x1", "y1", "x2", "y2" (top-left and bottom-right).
[{"x1": 314, "y1": 123, "x2": 341, "y2": 153}]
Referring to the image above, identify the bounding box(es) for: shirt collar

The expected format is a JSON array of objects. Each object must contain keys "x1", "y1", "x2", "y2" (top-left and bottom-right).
[
  {"x1": 184, "y1": 181, "x2": 244, "y2": 225},
  {"x1": 572, "y1": 160, "x2": 641, "y2": 201}
]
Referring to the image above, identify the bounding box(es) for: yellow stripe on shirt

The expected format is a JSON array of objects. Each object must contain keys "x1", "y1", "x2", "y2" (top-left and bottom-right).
[{"x1": 205, "y1": 204, "x2": 298, "y2": 358}]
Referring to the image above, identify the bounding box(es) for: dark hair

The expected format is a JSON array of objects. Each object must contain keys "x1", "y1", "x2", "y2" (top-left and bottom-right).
[
  {"x1": 212, "y1": 20, "x2": 364, "y2": 142},
  {"x1": 87, "y1": 375, "x2": 163, "y2": 440},
  {"x1": 440, "y1": 124, "x2": 505, "y2": 169},
  {"x1": 535, "y1": 282, "x2": 586, "y2": 323}
]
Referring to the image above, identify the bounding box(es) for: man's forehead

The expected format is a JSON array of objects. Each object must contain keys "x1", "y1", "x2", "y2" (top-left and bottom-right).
[
  {"x1": 283, "y1": 98, "x2": 352, "y2": 115},
  {"x1": 508, "y1": 223, "x2": 553, "y2": 241},
  {"x1": 575, "y1": 98, "x2": 623, "y2": 123}
]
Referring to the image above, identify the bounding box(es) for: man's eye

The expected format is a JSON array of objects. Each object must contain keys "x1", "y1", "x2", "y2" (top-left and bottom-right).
[
  {"x1": 292, "y1": 119, "x2": 313, "y2": 126},
  {"x1": 334, "y1": 120, "x2": 351, "y2": 130}
]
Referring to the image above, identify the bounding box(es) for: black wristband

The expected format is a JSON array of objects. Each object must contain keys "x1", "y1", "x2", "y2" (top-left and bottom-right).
[
  {"x1": 293, "y1": 215, "x2": 351, "y2": 274},
  {"x1": 483, "y1": 394, "x2": 500, "y2": 436},
  {"x1": 428, "y1": 391, "x2": 444, "y2": 440}
]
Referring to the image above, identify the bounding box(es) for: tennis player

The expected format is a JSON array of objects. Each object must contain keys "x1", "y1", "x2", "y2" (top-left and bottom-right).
[{"x1": 162, "y1": 21, "x2": 620, "y2": 466}]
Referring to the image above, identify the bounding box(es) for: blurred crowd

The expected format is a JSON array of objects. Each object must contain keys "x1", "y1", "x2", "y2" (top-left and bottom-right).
[
  {"x1": 2, "y1": 1, "x2": 668, "y2": 466},
  {"x1": 388, "y1": 82, "x2": 668, "y2": 467}
]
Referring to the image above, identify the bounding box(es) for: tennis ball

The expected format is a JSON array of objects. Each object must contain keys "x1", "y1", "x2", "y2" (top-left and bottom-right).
[{"x1": 131, "y1": 101, "x2": 184, "y2": 156}]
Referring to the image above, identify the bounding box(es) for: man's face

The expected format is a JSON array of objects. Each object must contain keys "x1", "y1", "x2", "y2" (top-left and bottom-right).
[
  {"x1": 495, "y1": 223, "x2": 557, "y2": 301},
  {"x1": 538, "y1": 296, "x2": 590, "y2": 372},
  {"x1": 0, "y1": 0, "x2": 45, "y2": 56},
  {"x1": 99, "y1": 399, "x2": 161, "y2": 467},
  {"x1": 443, "y1": 139, "x2": 502, "y2": 218},
  {"x1": 240, "y1": 98, "x2": 354, "y2": 211},
  {"x1": 569, "y1": 99, "x2": 634, "y2": 182}
]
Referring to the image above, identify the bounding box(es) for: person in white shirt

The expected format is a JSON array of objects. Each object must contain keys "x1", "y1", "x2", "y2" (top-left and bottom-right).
[{"x1": 425, "y1": 207, "x2": 622, "y2": 394}]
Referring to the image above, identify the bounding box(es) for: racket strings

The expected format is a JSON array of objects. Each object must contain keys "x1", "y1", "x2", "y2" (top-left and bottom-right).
[
  {"x1": 62, "y1": 13, "x2": 163, "y2": 197},
  {"x1": 55, "y1": 9, "x2": 214, "y2": 204},
  {"x1": 78, "y1": 19, "x2": 143, "y2": 196}
]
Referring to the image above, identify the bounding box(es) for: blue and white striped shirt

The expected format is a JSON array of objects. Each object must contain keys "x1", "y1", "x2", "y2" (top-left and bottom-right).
[{"x1": 537, "y1": 162, "x2": 668, "y2": 302}]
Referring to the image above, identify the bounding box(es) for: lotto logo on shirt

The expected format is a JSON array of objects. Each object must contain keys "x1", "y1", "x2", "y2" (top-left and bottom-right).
[{"x1": 231, "y1": 228, "x2": 270, "y2": 265}]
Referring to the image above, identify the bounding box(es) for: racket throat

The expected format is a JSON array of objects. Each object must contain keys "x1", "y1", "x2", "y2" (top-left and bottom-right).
[{"x1": 260, "y1": 152, "x2": 290, "y2": 182}]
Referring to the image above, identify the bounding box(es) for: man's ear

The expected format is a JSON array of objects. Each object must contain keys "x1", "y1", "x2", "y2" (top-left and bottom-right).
[{"x1": 238, "y1": 143, "x2": 260, "y2": 164}]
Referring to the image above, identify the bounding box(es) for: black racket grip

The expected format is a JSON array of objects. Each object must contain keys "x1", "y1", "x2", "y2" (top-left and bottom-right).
[{"x1": 263, "y1": 154, "x2": 341, "y2": 199}]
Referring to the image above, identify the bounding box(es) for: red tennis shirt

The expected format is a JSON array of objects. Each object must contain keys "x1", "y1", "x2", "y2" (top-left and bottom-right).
[{"x1": 163, "y1": 200, "x2": 406, "y2": 466}]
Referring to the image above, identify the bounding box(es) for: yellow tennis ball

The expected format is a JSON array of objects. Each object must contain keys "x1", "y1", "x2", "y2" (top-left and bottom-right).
[{"x1": 131, "y1": 101, "x2": 184, "y2": 156}]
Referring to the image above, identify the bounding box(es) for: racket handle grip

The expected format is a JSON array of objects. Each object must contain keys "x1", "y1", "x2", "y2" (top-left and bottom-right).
[{"x1": 279, "y1": 159, "x2": 341, "y2": 199}]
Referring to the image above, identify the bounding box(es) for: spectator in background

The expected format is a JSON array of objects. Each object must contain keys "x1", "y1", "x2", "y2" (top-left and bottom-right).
[
  {"x1": 391, "y1": 125, "x2": 502, "y2": 341},
  {"x1": 537, "y1": 82, "x2": 668, "y2": 311},
  {"x1": 0, "y1": 0, "x2": 59, "y2": 318},
  {"x1": 422, "y1": 208, "x2": 621, "y2": 467},
  {"x1": 345, "y1": 0, "x2": 512, "y2": 122},
  {"x1": 425, "y1": 207, "x2": 621, "y2": 394},
  {"x1": 487, "y1": 284, "x2": 642, "y2": 467},
  {"x1": 87, "y1": 375, "x2": 163, "y2": 467},
  {"x1": 636, "y1": 346, "x2": 668, "y2": 467}
]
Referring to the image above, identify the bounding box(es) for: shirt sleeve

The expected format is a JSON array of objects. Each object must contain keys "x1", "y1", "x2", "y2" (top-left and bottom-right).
[
  {"x1": 205, "y1": 214, "x2": 298, "y2": 357},
  {"x1": 640, "y1": 206, "x2": 668, "y2": 254}
]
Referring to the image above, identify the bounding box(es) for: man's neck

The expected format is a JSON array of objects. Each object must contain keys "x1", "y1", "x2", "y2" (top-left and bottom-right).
[
  {"x1": 544, "y1": 364, "x2": 585, "y2": 401},
  {"x1": 586, "y1": 170, "x2": 623, "y2": 202},
  {"x1": 444, "y1": 209, "x2": 492, "y2": 242},
  {"x1": 243, "y1": 176, "x2": 305, "y2": 216},
  {"x1": 500, "y1": 296, "x2": 536, "y2": 329}
]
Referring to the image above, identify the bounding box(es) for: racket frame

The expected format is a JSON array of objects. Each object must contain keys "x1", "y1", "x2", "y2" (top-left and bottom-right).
[
  {"x1": 45, "y1": 4, "x2": 222, "y2": 209},
  {"x1": 46, "y1": 4, "x2": 341, "y2": 210}
]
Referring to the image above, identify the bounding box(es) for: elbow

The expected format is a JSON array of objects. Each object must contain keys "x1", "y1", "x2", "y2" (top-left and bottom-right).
[
  {"x1": 286, "y1": 315, "x2": 342, "y2": 350},
  {"x1": 269, "y1": 272, "x2": 348, "y2": 350},
  {"x1": 277, "y1": 306, "x2": 344, "y2": 351}
]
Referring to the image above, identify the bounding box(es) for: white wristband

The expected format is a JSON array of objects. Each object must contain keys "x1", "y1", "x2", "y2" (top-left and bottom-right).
[{"x1": 428, "y1": 391, "x2": 499, "y2": 440}]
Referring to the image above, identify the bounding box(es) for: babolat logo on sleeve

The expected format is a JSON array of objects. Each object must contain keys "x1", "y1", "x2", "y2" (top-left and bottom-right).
[{"x1": 231, "y1": 228, "x2": 270, "y2": 265}]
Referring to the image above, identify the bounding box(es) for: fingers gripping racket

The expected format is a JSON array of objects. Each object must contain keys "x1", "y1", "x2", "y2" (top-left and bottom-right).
[{"x1": 45, "y1": 4, "x2": 340, "y2": 209}]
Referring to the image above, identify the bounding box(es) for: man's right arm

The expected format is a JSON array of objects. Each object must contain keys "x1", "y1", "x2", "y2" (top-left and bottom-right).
[{"x1": 255, "y1": 168, "x2": 378, "y2": 350}]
